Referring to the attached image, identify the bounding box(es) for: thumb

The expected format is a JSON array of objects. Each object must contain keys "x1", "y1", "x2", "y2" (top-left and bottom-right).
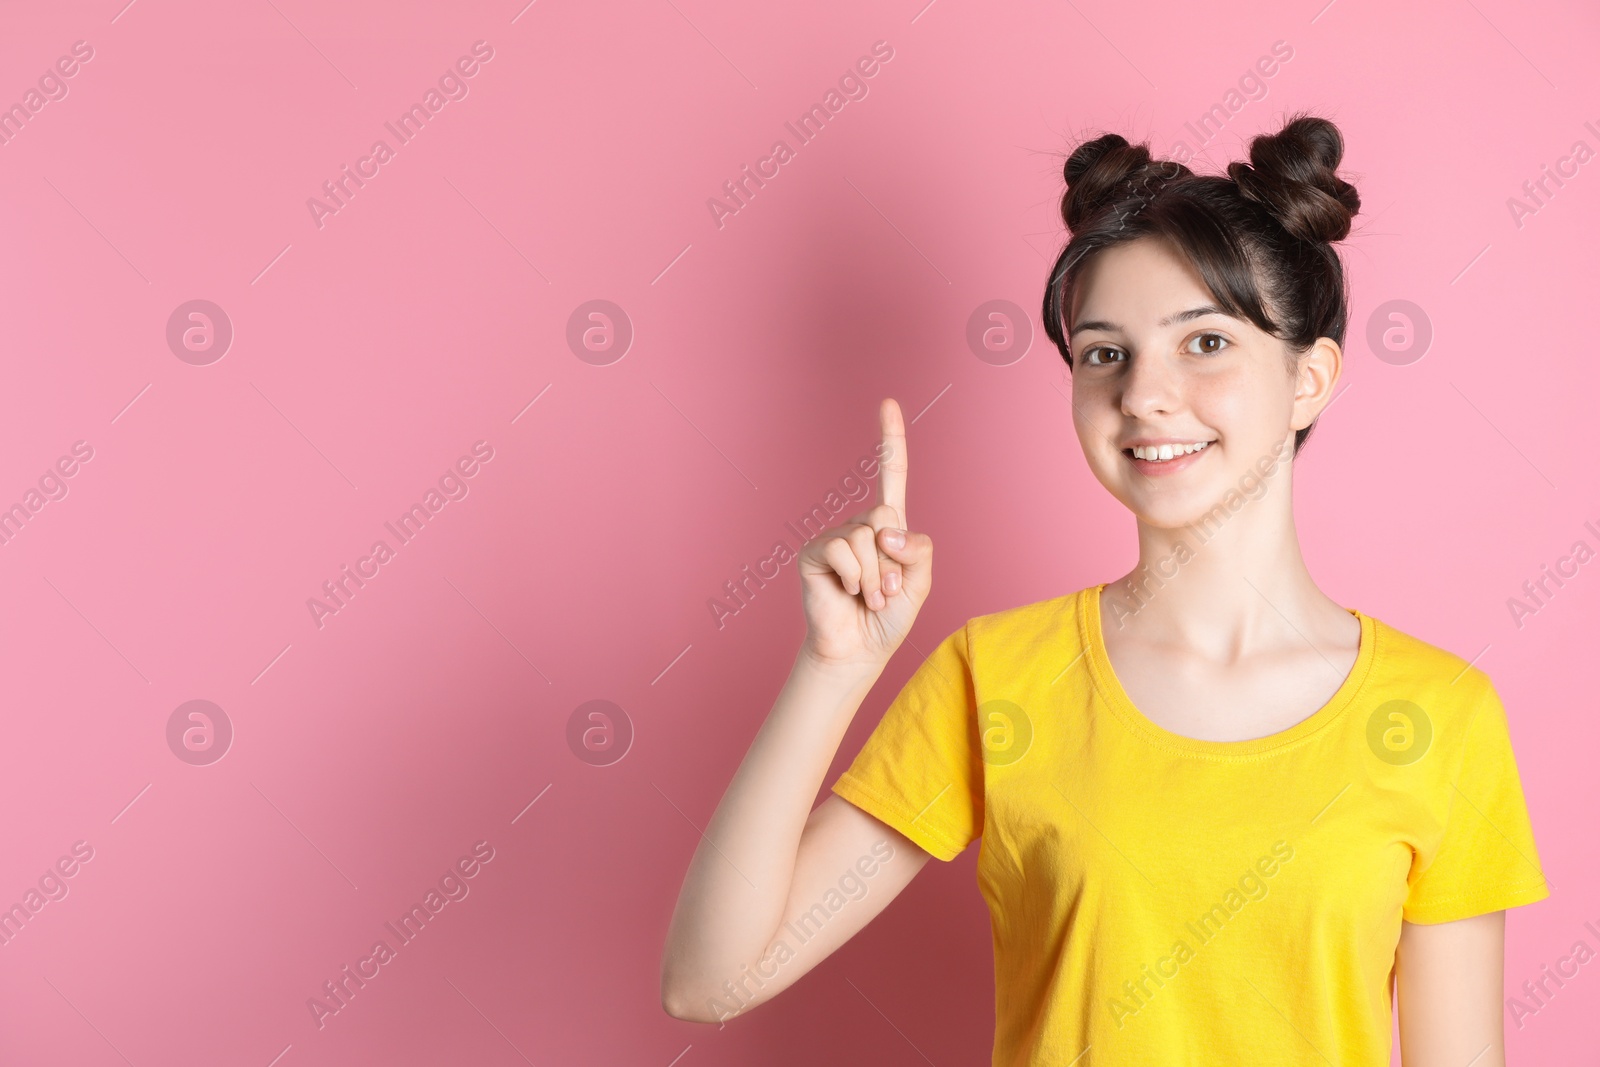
[{"x1": 876, "y1": 527, "x2": 932, "y2": 581}]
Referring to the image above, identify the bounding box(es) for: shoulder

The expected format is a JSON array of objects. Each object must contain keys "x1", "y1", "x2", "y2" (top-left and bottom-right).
[
  {"x1": 1365, "y1": 612, "x2": 1501, "y2": 728},
  {"x1": 1369, "y1": 613, "x2": 1488, "y2": 687},
  {"x1": 956, "y1": 585, "x2": 1093, "y2": 664}
]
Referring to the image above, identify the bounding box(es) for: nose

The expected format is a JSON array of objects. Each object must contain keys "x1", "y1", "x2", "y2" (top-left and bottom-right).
[{"x1": 1118, "y1": 349, "x2": 1182, "y2": 420}]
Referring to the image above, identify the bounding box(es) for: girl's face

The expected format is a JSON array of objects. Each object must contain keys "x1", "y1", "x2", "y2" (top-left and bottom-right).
[{"x1": 1067, "y1": 236, "x2": 1339, "y2": 529}]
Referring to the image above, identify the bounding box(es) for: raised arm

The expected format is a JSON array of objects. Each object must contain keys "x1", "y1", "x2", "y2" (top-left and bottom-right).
[{"x1": 660, "y1": 399, "x2": 936, "y2": 1023}]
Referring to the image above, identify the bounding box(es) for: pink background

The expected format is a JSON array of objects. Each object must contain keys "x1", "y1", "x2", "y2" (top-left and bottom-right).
[{"x1": 2, "y1": 0, "x2": 1596, "y2": 1063}]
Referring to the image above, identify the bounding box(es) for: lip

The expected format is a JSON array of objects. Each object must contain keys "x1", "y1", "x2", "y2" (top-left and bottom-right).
[{"x1": 1123, "y1": 442, "x2": 1212, "y2": 478}]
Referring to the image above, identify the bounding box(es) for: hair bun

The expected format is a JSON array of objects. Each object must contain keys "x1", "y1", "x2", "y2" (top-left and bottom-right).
[
  {"x1": 1060, "y1": 134, "x2": 1153, "y2": 233},
  {"x1": 1227, "y1": 113, "x2": 1360, "y2": 244}
]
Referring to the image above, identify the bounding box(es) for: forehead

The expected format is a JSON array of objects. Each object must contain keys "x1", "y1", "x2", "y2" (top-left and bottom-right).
[{"x1": 1069, "y1": 237, "x2": 1216, "y2": 328}]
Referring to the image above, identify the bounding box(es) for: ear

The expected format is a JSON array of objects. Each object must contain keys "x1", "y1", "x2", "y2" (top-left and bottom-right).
[{"x1": 1290, "y1": 337, "x2": 1343, "y2": 431}]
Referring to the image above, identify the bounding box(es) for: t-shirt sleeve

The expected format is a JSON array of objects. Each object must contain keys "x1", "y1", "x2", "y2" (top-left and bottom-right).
[
  {"x1": 830, "y1": 624, "x2": 983, "y2": 862},
  {"x1": 1402, "y1": 675, "x2": 1550, "y2": 924}
]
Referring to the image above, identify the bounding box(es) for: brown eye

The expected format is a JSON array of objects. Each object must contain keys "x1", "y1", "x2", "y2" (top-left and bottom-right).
[
  {"x1": 1084, "y1": 346, "x2": 1126, "y2": 366},
  {"x1": 1189, "y1": 332, "x2": 1230, "y2": 355}
]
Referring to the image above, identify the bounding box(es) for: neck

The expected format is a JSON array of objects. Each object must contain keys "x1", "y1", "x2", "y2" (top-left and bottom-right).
[{"x1": 1102, "y1": 465, "x2": 1342, "y2": 658}]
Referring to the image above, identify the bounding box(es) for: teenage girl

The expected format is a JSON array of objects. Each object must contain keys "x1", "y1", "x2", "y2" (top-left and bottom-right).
[{"x1": 660, "y1": 112, "x2": 1549, "y2": 1065}]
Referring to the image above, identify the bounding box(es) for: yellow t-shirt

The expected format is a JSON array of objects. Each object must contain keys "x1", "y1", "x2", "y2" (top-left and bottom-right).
[{"x1": 831, "y1": 583, "x2": 1550, "y2": 1066}]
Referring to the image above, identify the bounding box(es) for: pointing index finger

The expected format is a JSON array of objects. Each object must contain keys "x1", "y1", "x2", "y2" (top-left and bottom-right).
[{"x1": 877, "y1": 397, "x2": 907, "y2": 528}]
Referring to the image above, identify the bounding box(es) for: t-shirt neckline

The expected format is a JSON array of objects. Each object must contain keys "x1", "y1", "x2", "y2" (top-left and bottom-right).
[{"x1": 1079, "y1": 582, "x2": 1378, "y2": 759}]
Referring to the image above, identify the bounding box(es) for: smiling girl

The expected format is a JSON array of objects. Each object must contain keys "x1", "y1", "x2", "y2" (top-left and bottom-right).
[{"x1": 661, "y1": 113, "x2": 1549, "y2": 1065}]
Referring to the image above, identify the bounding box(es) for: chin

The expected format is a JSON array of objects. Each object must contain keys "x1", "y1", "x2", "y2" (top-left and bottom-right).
[
  {"x1": 1124, "y1": 499, "x2": 1215, "y2": 531},
  {"x1": 1108, "y1": 476, "x2": 1230, "y2": 531}
]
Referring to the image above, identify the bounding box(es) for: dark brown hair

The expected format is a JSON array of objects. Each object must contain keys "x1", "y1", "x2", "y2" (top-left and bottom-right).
[{"x1": 1041, "y1": 112, "x2": 1361, "y2": 456}]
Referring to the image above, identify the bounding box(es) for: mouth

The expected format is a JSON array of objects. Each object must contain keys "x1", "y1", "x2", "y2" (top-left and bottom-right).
[{"x1": 1121, "y1": 440, "x2": 1212, "y2": 477}]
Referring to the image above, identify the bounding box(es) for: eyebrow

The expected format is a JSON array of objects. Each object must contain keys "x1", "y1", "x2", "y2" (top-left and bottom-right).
[{"x1": 1069, "y1": 304, "x2": 1229, "y2": 339}]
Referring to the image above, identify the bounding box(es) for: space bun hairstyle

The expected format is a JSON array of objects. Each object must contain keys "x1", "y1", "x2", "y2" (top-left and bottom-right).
[{"x1": 1041, "y1": 111, "x2": 1361, "y2": 456}]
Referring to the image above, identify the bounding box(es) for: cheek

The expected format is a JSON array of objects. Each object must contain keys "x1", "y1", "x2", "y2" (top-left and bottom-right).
[
  {"x1": 1191, "y1": 365, "x2": 1286, "y2": 441},
  {"x1": 1071, "y1": 392, "x2": 1119, "y2": 459}
]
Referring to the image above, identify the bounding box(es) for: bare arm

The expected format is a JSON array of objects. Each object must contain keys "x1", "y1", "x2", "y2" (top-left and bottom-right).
[
  {"x1": 660, "y1": 399, "x2": 937, "y2": 1022},
  {"x1": 658, "y1": 653, "x2": 931, "y2": 1022},
  {"x1": 1395, "y1": 911, "x2": 1506, "y2": 1066}
]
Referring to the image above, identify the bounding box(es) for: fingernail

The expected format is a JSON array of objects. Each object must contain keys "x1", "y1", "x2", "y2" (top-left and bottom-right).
[
  {"x1": 883, "y1": 570, "x2": 901, "y2": 595},
  {"x1": 868, "y1": 589, "x2": 885, "y2": 610},
  {"x1": 881, "y1": 528, "x2": 905, "y2": 550}
]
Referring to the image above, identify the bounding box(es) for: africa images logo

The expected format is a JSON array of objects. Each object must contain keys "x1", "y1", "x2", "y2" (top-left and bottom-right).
[{"x1": 1365, "y1": 699, "x2": 1432, "y2": 766}]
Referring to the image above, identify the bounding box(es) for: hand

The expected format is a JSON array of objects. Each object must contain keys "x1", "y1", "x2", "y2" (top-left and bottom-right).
[{"x1": 797, "y1": 398, "x2": 934, "y2": 671}]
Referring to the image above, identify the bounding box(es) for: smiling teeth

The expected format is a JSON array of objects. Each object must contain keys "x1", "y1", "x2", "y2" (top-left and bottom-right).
[{"x1": 1132, "y1": 441, "x2": 1209, "y2": 462}]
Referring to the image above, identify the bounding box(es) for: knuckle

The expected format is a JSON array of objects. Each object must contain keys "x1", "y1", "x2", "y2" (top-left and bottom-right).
[{"x1": 823, "y1": 524, "x2": 861, "y2": 546}]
